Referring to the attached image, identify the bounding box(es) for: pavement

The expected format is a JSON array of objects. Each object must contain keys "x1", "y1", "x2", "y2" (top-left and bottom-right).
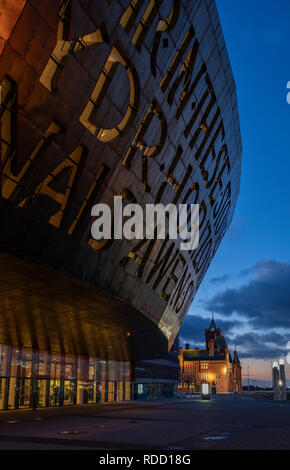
[{"x1": 0, "y1": 395, "x2": 289, "y2": 450}]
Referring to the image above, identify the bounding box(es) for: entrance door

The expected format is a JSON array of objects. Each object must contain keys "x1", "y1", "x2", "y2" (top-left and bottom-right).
[
  {"x1": 49, "y1": 379, "x2": 61, "y2": 406},
  {"x1": 63, "y1": 380, "x2": 76, "y2": 405},
  {"x1": 77, "y1": 381, "x2": 95, "y2": 404},
  {"x1": 107, "y1": 381, "x2": 117, "y2": 402},
  {"x1": 84, "y1": 381, "x2": 95, "y2": 404},
  {"x1": 36, "y1": 379, "x2": 48, "y2": 407},
  {"x1": 17, "y1": 378, "x2": 32, "y2": 408}
]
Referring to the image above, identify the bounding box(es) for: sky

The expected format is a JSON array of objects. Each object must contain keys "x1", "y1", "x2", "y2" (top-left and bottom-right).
[{"x1": 180, "y1": 0, "x2": 290, "y2": 386}]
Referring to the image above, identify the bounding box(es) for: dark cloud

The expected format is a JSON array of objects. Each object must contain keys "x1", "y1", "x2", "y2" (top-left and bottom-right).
[
  {"x1": 180, "y1": 315, "x2": 288, "y2": 360},
  {"x1": 209, "y1": 274, "x2": 230, "y2": 284},
  {"x1": 239, "y1": 259, "x2": 287, "y2": 278},
  {"x1": 179, "y1": 315, "x2": 241, "y2": 348},
  {"x1": 204, "y1": 259, "x2": 290, "y2": 330},
  {"x1": 228, "y1": 331, "x2": 288, "y2": 360}
]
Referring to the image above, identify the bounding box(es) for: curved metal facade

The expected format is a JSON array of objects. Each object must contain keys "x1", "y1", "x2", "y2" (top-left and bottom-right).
[{"x1": 0, "y1": 0, "x2": 242, "y2": 360}]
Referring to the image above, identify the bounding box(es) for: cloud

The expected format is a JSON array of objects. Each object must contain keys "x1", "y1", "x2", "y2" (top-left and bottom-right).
[
  {"x1": 239, "y1": 259, "x2": 288, "y2": 278},
  {"x1": 204, "y1": 259, "x2": 290, "y2": 330},
  {"x1": 228, "y1": 331, "x2": 288, "y2": 360},
  {"x1": 209, "y1": 274, "x2": 230, "y2": 284},
  {"x1": 179, "y1": 315, "x2": 241, "y2": 347},
  {"x1": 179, "y1": 314, "x2": 288, "y2": 360}
]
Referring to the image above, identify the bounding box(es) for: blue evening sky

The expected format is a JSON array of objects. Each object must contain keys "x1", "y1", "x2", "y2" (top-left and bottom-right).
[{"x1": 180, "y1": 0, "x2": 290, "y2": 385}]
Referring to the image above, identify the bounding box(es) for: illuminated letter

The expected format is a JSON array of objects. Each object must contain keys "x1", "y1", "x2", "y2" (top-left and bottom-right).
[
  {"x1": 19, "y1": 146, "x2": 87, "y2": 229},
  {"x1": 0, "y1": 77, "x2": 62, "y2": 201},
  {"x1": 122, "y1": 100, "x2": 167, "y2": 191},
  {"x1": 79, "y1": 47, "x2": 140, "y2": 142},
  {"x1": 121, "y1": 0, "x2": 163, "y2": 51},
  {"x1": 40, "y1": 1, "x2": 106, "y2": 91}
]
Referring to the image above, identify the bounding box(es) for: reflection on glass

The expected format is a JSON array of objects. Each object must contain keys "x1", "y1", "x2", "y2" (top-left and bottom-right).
[{"x1": 0, "y1": 343, "x2": 152, "y2": 410}]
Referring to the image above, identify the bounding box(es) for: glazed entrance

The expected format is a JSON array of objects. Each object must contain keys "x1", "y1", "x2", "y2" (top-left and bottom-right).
[{"x1": 0, "y1": 344, "x2": 131, "y2": 410}]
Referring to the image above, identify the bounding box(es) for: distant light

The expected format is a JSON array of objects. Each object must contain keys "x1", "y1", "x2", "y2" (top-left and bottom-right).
[
  {"x1": 279, "y1": 380, "x2": 283, "y2": 386},
  {"x1": 224, "y1": 367, "x2": 227, "y2": 373},
  {"x1": 126, "y1": 332, "x2": 131, "y2": 337}
]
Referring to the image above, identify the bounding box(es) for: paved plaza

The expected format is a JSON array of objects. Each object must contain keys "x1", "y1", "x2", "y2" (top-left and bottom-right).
[{"x1": 0, "y1": 396, "x2": 289, "y2": 450}]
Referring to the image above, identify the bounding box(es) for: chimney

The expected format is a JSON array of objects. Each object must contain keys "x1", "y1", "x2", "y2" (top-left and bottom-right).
[
  {"x1": 209, "y1": 338, "x2": 214, "y2": 356},
  {"x1": 185, "y1": 343, "x2": 190, "y2": 350}
]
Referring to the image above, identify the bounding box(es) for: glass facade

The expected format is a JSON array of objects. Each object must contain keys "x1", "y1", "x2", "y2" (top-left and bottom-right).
[
  {"x1": 0, "y1": 344, "x2": 132, "y2": 410},
  {"x1": 0, "y1": 344, "x2": 178, "y2": 410}
]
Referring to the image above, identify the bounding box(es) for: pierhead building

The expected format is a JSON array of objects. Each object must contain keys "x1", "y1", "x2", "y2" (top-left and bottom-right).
[{"x1": 179, "y1": 317, "x2": 242, "y2": 393}]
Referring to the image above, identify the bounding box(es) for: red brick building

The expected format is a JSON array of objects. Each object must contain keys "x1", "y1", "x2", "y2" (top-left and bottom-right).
[{"x1": 179, "y1": 317, "x2": 242, "y2": 393}]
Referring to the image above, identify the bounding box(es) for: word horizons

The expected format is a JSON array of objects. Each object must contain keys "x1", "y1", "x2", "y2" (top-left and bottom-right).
[{"x1": 91, "y1": 197, "x2": 199, "y2": 251}]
